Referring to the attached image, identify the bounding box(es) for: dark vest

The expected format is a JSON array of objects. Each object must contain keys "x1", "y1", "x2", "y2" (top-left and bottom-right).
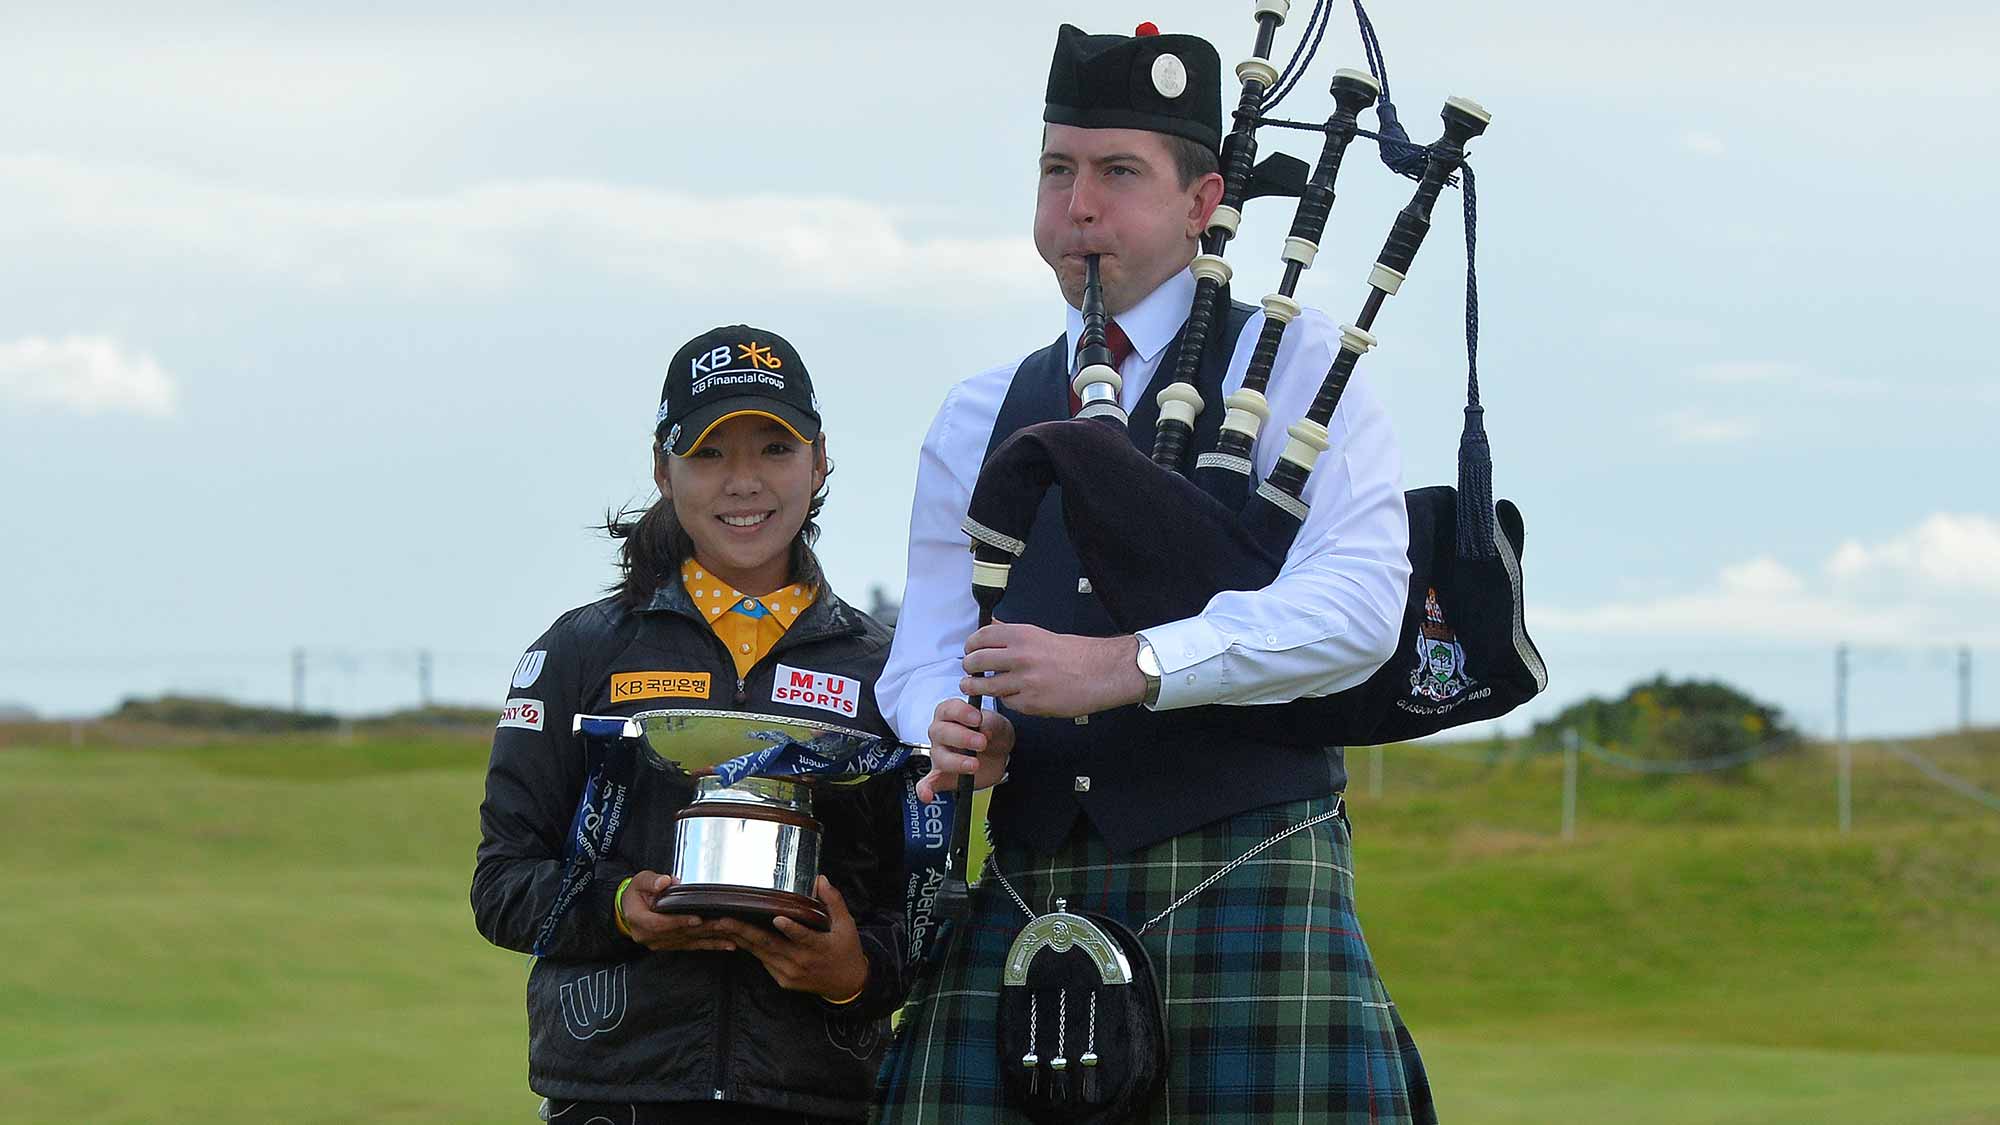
[{"x1": 985, "y1": 298, "x2": 1348, "y2": 855}]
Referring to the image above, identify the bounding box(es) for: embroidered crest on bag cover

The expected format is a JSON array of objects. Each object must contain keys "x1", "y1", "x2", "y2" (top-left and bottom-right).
[{"x1": 1408, "y1": 587, "x2": 1478, "y2": 706}]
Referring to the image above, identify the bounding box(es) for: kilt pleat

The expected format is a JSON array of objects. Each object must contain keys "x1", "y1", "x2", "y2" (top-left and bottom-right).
[{"x1": 873, "y1": 795, "x2": 1436, "y2": 1124}]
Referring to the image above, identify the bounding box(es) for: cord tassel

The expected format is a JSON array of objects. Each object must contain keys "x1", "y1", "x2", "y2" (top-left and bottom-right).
[
  {"x1": 1081, "y1": 990, "x2": 1101, "y2": 1101},
  {"x1": 1049, "y1": 989, "x2": 1069, "y2": 1102},
  {"x1": 1022, "y1": 991, "x2": 1041, "y2": 1095}
]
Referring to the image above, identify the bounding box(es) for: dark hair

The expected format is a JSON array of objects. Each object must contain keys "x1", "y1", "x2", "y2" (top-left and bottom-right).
[
  {"x1": 1162, "y1": 133, "x2": 1220, "y2": 188},
  {"x1": 603, "y1": 439, "x2": 832, "y2": 607}
]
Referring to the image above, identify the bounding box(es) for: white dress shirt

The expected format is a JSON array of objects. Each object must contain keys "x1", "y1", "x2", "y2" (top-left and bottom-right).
[{"x1": 875, "y1": 266, "x2": 1412, "y2": 746}]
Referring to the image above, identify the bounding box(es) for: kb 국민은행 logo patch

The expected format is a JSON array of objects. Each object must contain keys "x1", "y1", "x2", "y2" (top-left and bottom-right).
[{"x1": 609, "y1": 671, "x2": 711, "y2": 703}]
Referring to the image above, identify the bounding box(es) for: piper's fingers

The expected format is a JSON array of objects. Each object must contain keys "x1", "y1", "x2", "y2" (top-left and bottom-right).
[
  {"x1": 931, "y1": 698, "x2": 984, "y2": 729},
  {"x1": 965, "y1": 622, "x2": 1029, "y2": 653},
  {"x1": 916, "y1": 766, "x2": 950, "y2": 803},
  {"x1": 960, "y1": 646, "x2": 1015, "y2": 677},
  {"x1": 931, "y1": 720, "x2": 988, "y2": 756},
  {"x1": 964, "y1": 672, "x2": 1022, "y2": 700},
  {"x1": 929, "y1": 745, "x2": 981, "y2": 775}
]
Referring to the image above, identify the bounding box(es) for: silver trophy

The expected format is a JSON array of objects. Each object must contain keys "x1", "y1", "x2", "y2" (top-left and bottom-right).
[{"x1": 602, "y1": 709, "x2": 893, "y2": 930}]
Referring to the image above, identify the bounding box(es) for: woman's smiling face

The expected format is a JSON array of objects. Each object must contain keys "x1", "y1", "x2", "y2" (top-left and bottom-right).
[{"x1": 656, "y1": 414, "x2": 827, "y2": 597}]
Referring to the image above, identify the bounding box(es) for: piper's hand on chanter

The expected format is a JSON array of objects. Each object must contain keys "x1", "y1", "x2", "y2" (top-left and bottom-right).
[
  {"x1": 619, "y1": 872, "x2": 740, "y2": 953},
  {"x1": 703, "y1": 876, "x2": 869, "y2": 1004},
  {"x1": 917, "y1": 699, "x2": 1014, "y2": 802},
  {"x1": 960, "y1": 621, "x2": 1146, "y2": 718}
]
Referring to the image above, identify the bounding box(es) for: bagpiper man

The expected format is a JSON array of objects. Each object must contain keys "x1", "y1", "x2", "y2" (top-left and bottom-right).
[{"x1": 874, "y1": 20, "x2": 1436, "y2": 1125}]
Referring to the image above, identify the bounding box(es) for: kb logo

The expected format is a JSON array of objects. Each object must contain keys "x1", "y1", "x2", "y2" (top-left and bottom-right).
[
  {"x1": 691, "y1": 345, "x2": 732, "y2": 377},
  {"x1": 559, "y1": 964, "x2": 628, "y2": 1041}
]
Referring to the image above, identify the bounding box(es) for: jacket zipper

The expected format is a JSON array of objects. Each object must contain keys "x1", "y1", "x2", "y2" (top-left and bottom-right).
[
  {"x1": 713, "y1": 955, "x2": 734, "y2": 1100},
  {"x1": 739, "y1": 610, "x2": 865, "y2": 701},
  {"x1": 657, "y1": 596, "x2": 864, "y2": 711}
]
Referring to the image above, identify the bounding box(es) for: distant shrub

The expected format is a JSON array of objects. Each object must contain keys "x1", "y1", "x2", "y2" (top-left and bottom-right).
[
  {"x1": 356, "y1": 705, "x2": 499, "y2": 730},
  {"x1": 1530, "y1": 676, "x2": 1800, "y2": 770},
  {"x1": 110, "y1": 695, "x2": 339, "y2": 733}
]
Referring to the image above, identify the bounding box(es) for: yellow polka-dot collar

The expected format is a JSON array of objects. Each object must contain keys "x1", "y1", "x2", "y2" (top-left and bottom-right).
[{"x1": 680, "y1": 559, "x2": 811, "y2": 626}]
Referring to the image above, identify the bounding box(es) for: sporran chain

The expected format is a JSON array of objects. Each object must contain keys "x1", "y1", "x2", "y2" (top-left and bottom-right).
[{"x1": 986, "y1": 796, "x2": 1345, "y2": 935}]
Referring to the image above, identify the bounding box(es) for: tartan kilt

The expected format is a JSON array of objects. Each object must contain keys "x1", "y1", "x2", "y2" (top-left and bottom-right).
[{"x1": 874, "y1": 795, "x2": 1436, "y2": 1124}]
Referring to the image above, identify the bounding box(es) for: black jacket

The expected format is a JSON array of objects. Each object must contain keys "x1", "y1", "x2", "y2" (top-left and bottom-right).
[{"x1": 470, "y1": 578, "x2": 908, "y2": 1119}]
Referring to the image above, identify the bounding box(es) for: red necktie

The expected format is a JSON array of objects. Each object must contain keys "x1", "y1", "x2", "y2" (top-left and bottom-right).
[{"x1": 1070, "y1": 320, "x2": 1134, "y2": 416}]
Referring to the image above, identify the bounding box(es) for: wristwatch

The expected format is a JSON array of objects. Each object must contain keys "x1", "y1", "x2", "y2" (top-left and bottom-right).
[{"x1": 1134, "y1": 635, "x2": 1163, "y2": 708}]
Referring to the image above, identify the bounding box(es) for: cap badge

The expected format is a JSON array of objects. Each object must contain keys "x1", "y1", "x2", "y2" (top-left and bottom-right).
[
  {"x1": 738, "y1": 341, "x2": 783, "y2": 370},
  {"x1": 1151, "y1": 53, "x2": 1187, "y2": 98}
]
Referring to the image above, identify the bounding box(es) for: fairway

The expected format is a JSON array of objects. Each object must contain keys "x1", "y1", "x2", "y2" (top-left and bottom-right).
[{"x1": 2, "y1": 725, "x2": 1995, "y2": 1123}]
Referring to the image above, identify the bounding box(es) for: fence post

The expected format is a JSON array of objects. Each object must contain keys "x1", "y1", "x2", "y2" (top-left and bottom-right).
[{"x1": 1561, "y1": 727, "x2": 1579, "y2": 841}]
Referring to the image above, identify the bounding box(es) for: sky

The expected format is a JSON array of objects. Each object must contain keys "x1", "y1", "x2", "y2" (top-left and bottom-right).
[{"x1": 2, "y1": 0, "x2": 1996, "y2": 739}]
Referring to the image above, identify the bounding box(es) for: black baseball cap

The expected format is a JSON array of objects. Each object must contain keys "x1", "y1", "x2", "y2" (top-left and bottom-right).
[{"x1": 655, "y1": 324, "x2": 822, "y2": 456}]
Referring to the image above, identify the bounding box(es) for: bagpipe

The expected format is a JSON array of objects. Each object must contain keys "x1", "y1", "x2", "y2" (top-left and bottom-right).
[{"x1": 956, "y1": 0, "x2": 1547, "y2": 820}]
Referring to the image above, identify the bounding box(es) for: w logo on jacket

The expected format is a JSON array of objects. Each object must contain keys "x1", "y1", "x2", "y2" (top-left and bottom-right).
[{"x1": 560, "y1": 964, "x2": 628, "y2": 1040}]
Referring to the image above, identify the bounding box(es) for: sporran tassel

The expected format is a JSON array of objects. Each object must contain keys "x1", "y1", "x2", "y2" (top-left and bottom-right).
[
  {"x1": 1022, "y1": 992, "x2": 1041, "y2": 1095},
  {"x1": 1081, "y1": 990, "x2": 1101, "y2": 1101},
  {"x1": 1049, "y1": 988, "x2": 1069, "y2": 1102}
]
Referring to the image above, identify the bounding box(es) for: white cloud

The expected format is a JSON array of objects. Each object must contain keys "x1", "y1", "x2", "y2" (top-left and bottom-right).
[
  {"x1": 1539, "y1": 515, "x2": 2000, "y2": 645},
  {"x1": 0, "y1": 155, "x2": 1046, "y2": 306},
  {"x1": 1663, "y1": 408, "x2": 1756, "y2": 445},
  {"x1": 1680, "y1": 130, "x2": 1726, "y2": 157},
  {"x1": 1826, "y1": 513, "x2": 2000, "y2": 595},
  {"x1": 1718, "y1": 556, "x2": 1804, "y2": 597},
  {"x1": 0, "y1": 336, "x2": 178, "y2": 417}
]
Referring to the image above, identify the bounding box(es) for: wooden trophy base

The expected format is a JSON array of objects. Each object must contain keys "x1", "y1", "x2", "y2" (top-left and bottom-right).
[{"x1": 654, "y1": 884, "x2": 832, "y2": 932}]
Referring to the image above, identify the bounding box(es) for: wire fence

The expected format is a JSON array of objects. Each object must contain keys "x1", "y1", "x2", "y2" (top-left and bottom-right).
[
  {"x1": 1363, "y1": 728, "x2": 2000, "y2": 841},
  {"x1": 1880, "y1": 742, "x2": 2000, "y2": 814}
]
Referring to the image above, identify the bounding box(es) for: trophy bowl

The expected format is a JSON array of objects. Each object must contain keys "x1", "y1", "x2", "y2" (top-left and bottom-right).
[{"x1": 631, "y1": 709, "x2": 894, "y2": 931}]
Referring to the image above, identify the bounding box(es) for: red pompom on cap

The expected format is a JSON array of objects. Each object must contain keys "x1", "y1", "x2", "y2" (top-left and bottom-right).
[{"x1": 1134, "y1": 21, "x2": 1160, "y2": 36}]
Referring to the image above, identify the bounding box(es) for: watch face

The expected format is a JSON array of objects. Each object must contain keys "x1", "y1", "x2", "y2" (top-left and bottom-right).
[{"x1": 1136, "y1": 641, "x2": 1162, "y2": 677}]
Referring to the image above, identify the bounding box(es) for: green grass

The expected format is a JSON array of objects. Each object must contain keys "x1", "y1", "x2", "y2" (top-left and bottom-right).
[{"x1": 2, "y1": 726, "x2": 1995, "y2": 1122}]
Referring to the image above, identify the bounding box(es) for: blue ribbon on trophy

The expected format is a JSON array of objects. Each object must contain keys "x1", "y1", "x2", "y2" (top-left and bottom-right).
[
  {"x1": 709, "y1": 726, "x2": 912, "y2": 786},
  {"x1": 534, "y1": 710, "x2": 964, "y2": 968},
  {"x1": 533, "y1": 715, "x2": 643, "y2": 957},
  {"x1": 708, "y1": 725, "x2": 961, "y2": 968}
]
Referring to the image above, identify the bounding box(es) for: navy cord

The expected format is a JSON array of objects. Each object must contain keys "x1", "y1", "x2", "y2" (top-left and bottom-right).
[
  {"x1": 1461, "y1": 164, "x2": 1479, "y2": 410},
  {"x1": 1351, "y1": 0, "x2": 1428, "y2": 177},
  {"x1": 1455, "y1": 162, "x2": 1495, "y2": 558},
  {"x1": 1264, "y1": 0, "x2": 1333, "y2": 111}
]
